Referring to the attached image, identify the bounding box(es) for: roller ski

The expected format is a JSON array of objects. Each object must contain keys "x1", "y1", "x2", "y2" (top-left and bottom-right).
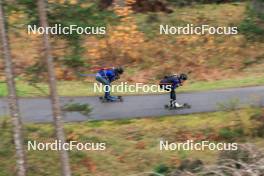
[
  {"x1": 164, "y1": 100, "x2": 191, "y2": 110},
  {"x1": 99, "y1": 96, "x2": 123, "y2": 103}
]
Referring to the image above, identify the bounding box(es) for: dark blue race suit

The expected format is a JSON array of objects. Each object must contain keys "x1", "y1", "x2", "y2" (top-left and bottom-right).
[
  {"x1": 95, "y1": 69, "x2": 119, "y2": 100},
  {"x1": 159, "y1": 75, "x2": 182, "y2": 101}
]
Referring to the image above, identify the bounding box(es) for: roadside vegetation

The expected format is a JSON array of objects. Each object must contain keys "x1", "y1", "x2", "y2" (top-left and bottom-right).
[
  {"x1": 0, "y1": 108, "x2": 264, "y2": 176},
  {"x1": 0, "y1": 1, "x2": 263, "y2": 84},
  {"x1": 0, "y1": 1, "x2": 263, "y2": 176},
  {"x1": 0, "y1": 75, "x2": 264, "y2": 97}
]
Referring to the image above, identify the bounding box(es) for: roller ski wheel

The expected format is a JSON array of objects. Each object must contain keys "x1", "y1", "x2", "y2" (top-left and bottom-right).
[
  {"x1": 164, "y1": 104, "x2": 170, "y2": 109},
  {"x1": 164, "y1": 103, "x2": 191, "y2": 110},
  {"x1": 118, "y1": 96, "x2": 123, "y2": 102},
  {"x1": 99, "y1": 96, "x2": 123, "y2": 103}
]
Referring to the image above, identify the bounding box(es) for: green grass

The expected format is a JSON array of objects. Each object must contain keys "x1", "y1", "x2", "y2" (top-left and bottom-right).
[
  {"x1": 0, "y1": 76, "x2": 264, "y2": 97},
  {"x1": 0, "y1": 108, "x2": 264, "y2": 176},
  {"x1": 182, "y1": 75, "x2": 264, "y2": 92}
]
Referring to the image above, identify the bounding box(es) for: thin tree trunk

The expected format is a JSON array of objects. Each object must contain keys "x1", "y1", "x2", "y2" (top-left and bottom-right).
[
  {"x1": 36, "y1": 0, "x2": 71, "y2": 175},
  {"x1": 0, "y1": 1, "x2": 27, "y2": 176}
]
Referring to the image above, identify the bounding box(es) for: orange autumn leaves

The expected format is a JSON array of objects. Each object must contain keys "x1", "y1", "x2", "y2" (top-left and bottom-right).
[{"x1": 87, "y1": 0, "x2": 145, "y2": 63}]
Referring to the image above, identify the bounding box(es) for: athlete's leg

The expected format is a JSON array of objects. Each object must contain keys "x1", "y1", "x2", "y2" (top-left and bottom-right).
[
  {"x1": 96, "y1": 76, "x2": 111, "y2": 99},
  {"x1": 171, "y1": 90, "x2": 184, "y2": 108},
  {"x1": 170, "y1": 89, "x2": 176, "y2": 107}
]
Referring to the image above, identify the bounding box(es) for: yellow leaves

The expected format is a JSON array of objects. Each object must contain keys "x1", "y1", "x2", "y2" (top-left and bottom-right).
[
  {"x1": 55, "y1": 67, "x2": 64, "y2": 79},
  {"x1": 197, "y1": 56, "x2": 206, "y2": 65},
  {"x1": 175, "y1": 35, "x2": 200, "y2": 46},
  {"x1": 126, "y1": 0, "x2": 136, "y2": 5},
  {"x1": 48, "y1": 0, "x2": 77, "y2": 4},
  {"x1": 88, "y1": 48, "x2": 101, "y2": 58},
  {"x1": 114, "y1": 6, "x2": 133, "y2": 17},
  {"x1": 0, "y1": 73, "x2": 5, "y2": 81},
  {"x1": 48, "y1": 0, "x2": 64, "y2": 4},
  {"x1": 8, "y1": 12, "x2": 26, "y2": 24},
  {"x1": 113, "y1": 0, "x2": 137, "y2": 16},
  {"x1": 80, "y1": 3, "x2": 91, "y2": 8},
  {"x1": 115, "y1": 25, "x2": 131, "y2": 32},
  {"x1": 85, "y1": 0, "x2": 145, "y2": 62}
]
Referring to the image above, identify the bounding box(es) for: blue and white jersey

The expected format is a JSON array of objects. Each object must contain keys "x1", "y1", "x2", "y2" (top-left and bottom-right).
[{"x1": 96, "y1": 69, "x2": 117, "y2": 82}]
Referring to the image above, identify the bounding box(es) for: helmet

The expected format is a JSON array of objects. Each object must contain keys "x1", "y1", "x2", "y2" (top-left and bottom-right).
[
  {"x1": 179, "y1": 73, "x2": 188, "y2": 81},
  {"x1": 115, "y1": 67, "x2": 124, "y2": 74}
]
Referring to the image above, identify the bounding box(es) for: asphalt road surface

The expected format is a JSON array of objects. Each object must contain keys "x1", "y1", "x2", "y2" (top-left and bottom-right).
[{"x1": 0, "y1": 86, "x2": 264, "y2": 123}]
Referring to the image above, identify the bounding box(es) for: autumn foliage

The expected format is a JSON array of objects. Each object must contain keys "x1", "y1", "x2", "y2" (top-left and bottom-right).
[
  {"x1": 88, "y1": 0, "x2": 145, "y2": 64},
  {"x1": 0, "y1": 1, "x2": 263, "y2": 82}
]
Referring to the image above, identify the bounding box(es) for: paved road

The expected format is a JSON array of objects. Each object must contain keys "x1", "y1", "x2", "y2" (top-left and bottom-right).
[{"x1": 0, "y1": 86, "x2": 264, "y2": 123}]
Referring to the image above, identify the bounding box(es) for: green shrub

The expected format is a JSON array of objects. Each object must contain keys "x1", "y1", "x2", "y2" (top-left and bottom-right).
[
  {"x1": 146, "y1": 13, "x2": 160, "y2": 23},
  {"x1": 86, "y1": 120, "x2": 104, "y2": 128},
  {"x1": 239, "y1": 4, "x2": 264, "y2": 40},
  {"x1": 254, "y1": 126, "x2": 264, "y2": 137},
  {"x1": 62, "y1": 102, "x2": 92, "y2": 116},
  {"x1": 218, "y1": 127, "x2": 244, "y2": 140},
  {"x1": 0, "y1": 118, "x2": 9, "y2": 129},
  {"x1": 240, "y1": 18, "x2": 264, "y2": 38},
  {"x1": 217, "y1": 98, "x2": 240, "y2": 112},
  {"x1": 250, "y1": 110, "x2": 264, "y2": 137},
  {"x1": 63, "y1": 55, "x2": 87, "y2": 68},
  {"x1": 154, "y1": 164, "x2": 170, "y2": 174},
  {"x1": 112, "y1": 119, "x2": 133, "y2": 125}
]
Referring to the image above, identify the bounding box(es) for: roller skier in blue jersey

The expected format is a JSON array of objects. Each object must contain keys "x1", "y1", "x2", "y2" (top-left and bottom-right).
[
  {"x1": 95, "y1": 67, "x2": 124, "y2": 101},
  {"x1": 159, "y1": 73, "x2": 188, "y2": 108}
]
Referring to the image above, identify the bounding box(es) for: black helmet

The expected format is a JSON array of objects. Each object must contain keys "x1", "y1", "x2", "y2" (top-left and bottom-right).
[
  {"x1": 179, "y1": 73, "x2": 188, "y2": 81},
  {"x1": 115, "y1": 67, "x2": 124, "y2": 74}
]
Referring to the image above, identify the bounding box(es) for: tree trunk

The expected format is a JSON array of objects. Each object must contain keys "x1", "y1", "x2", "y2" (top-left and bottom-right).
[
  {"x1": 0, "y1": 1, "x2": 27, "y2": 176},
  {"x1": 36, "y1": 0, "x2": 71, "y2": 176}
]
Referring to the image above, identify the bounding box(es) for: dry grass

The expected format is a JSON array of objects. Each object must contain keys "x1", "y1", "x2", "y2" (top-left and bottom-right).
[{"x1": 0, "y1": 108, "x2": 264, "y2": 175}]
